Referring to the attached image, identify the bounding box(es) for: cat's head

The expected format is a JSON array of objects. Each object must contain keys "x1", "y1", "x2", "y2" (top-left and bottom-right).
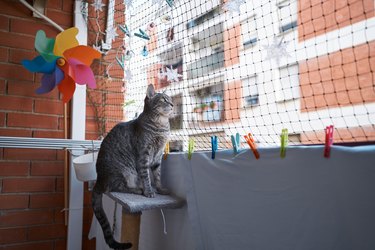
[{"x1": 144, "y1": 84, "x2": 174, "y2": 116}]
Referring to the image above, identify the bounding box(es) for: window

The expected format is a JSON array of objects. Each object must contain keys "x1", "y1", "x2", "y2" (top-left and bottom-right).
[
  {"x1": 187, "y1": 23, "x2": 224, "y2": 79},
  {"x1": 190, "y1": 83, "x2": 224, "y2": 125},
  {"x1": 241, "y1": 16, "x2": 258, "y2": 49},
  {"x1": 277, "y1": 64, "x2": 299, "y2": 102},
  {"x1": 242, "y1": 75, "x2": 259, "y2": 107},
  {"x1": 187, "y1": 51, "x2": 224, "y2": 79},
  {"x1": 186, "y1": 5, "x2": 222, "y2": 29},
  {"x1": 277, "y1": 0, "x2": 297, "y2": 33},
  {"x1": 202, "y1": 94, "x2": 223, "y2": 122}
]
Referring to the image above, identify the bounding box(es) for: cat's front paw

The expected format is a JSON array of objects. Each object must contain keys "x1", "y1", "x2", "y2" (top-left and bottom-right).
[
  {"x1": 156, "y1": 187, "x2": 170, "y2": 195},
  {"x1": 143, "y1": 190, "x2": 156, "y2": 198}
]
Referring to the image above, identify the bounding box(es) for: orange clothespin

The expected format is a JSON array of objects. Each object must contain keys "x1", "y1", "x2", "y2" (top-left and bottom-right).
[
  {"x1": 164, "y1": 141, "x2": 170, "y2": 160},
  {"x1": 324, "y1": 125, "x2": 334, "y2": 158},
  {"x1": 244, "y1": 133, "x2": 260, "y2": 159}
]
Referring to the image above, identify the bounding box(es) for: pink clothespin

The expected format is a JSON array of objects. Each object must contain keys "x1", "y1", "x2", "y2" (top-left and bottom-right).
[{"x1": 324, "y1": 125, "x2": 334, "y2": 158}]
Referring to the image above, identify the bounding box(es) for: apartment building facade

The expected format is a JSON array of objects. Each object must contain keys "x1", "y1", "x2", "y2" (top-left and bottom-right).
[{"x1": 124, "y1": 0, "x2": 375, "y2": 150}]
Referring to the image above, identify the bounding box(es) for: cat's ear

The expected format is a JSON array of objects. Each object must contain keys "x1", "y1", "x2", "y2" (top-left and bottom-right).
[{"x1": 146, "y1": 84, "x2": 155, "y2": 98}]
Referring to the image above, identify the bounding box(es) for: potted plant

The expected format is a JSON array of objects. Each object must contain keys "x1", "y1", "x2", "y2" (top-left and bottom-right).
[
  {"x1": 209, "y1": 101, "x2": 217, "y2": 109},
  {"x1": 193, "y1": 106, "x2": 202, "y2": 113},
  {"x1": 201, "y1": 103, "x2": 209, "y2": 112}
]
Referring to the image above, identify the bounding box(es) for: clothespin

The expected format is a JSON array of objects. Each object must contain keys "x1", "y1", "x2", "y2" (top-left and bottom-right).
[
  {"x1": 324, "y1": 125, "x2": 334, "y2": 158},
  {"x1": 141, "y1": 46, "x2": 148, "y2": 56},
  {"x1": 134, "y1": 29, "x2": 150, "y2": 40},
  {"x1": 244, "y1": 133, "x2": 260, "y2": 159},
  {"x1": 164, "y1": 141, "x2": 170, "y2": 160},
  {"x1": 211, "y1": 136, "x2": 218, "y2": 159},
  {"x1": 231, "y1": 133, "x2": 240, "y2": 154},
  {"x1": 115, "y1": 54, "x2": 124, "y2": 70},
  {"x1": 188, "y1": 139, "x2": 194, "y2": 160},
  {"x1": 119, "y1": 24, "x2": 131, "y2": 37},
  {"x1": 280, "y1": 128, "x2": 288, "y2": 158},
  {"x1": 124, "y1": 50, "x2": 135, "y2": 61},
  {"x1": 166, "y1": 0, "x2": 174, "y2": 7}
]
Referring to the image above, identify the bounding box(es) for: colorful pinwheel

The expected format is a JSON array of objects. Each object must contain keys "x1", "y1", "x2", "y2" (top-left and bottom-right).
[{"x1": 22, "y1": 27, "x2": 101, "y2": 103}]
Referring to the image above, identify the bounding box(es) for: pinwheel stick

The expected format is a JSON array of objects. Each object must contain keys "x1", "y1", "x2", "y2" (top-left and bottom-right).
[{"x1": 19, "y1": 0, "x2": 64, "y2": 32}]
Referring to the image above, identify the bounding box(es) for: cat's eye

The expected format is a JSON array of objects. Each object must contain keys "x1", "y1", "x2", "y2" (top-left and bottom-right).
[{"x1": 163, "y1": 97, "x2": 173, "y2": 106}]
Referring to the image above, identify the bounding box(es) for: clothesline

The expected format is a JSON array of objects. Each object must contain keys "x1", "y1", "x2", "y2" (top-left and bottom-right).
[{"x1": 0, "y1": 136, "x2": 102, "y2": 151}]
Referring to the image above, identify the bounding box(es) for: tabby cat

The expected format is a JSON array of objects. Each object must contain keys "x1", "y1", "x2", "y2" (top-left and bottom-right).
[{"x1": 92, "y1": 84, "x2": 173, "y2": 249}]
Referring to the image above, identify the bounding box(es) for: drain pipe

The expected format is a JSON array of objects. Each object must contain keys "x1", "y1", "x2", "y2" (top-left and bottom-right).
[{"x1": 66, "y1": 2, "x2": 88, "y2": 250}]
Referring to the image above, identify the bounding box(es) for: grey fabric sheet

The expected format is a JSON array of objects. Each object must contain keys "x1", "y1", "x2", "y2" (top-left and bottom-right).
[
  {"x1": 185, "y1": 145, "x2": 375, "y2": 250},
  {"x1": 92, "y1": 145, "x2": 375, "y2": 250}
]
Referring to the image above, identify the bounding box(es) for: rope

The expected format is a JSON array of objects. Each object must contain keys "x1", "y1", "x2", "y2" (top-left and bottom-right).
[{"x1": 160, "y1": 209, "x2": 167, "y2": 235}]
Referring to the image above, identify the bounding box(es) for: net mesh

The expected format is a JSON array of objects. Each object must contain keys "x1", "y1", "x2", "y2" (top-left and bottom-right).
[{"x1": 87, "y1": 0, "x2": 375, "y2": 151}]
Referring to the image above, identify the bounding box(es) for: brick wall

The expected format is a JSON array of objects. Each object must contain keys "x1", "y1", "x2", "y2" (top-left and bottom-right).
[
  {"x1": 86, "y1": 0, "x2": 125, "y2": 140},
  {"x1": 300, "y1": 41, "x2": 375, "y2": 112},
  {"x1": 224, "y1": 80, "x2": 242, "y2": 122},
  {"x1": 223, "y1": 24, "x2": 241, "y2": 68},
  {"x1": 84, "y1": 2, "x2": 126, "y2": 247},
  {"x1": 223, "y1": 24, "x2": 242, "y2": 123},
  {"x1": 0, "y1": 0, "x2": 112, "y2": 249},
  {"x1": 299, "y1": 40, "x2": 375, "y2": 143},
  {"x1": 298, "y1": 0, "x2": 375, "y2": 144},
  {"x1": 0, "y1": 0, "x2": 76, "y2": 249},
  {"x1": 298, "y1": 0, "x2": 375, "y2": 41}
]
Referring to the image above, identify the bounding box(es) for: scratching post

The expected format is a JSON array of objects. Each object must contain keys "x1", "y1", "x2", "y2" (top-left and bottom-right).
[
  {"x1": 108, "y1": 192, "x2": 185, "y2": 248},
  {"x1": 121, "y1": 212, "x2": 141, "y2": 250}
]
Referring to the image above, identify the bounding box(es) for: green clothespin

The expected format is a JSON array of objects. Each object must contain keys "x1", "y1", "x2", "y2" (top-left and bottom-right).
[
  {"x1": 188, "y1": 138, "x2": 194, "y2": 160},
  {"x1": 280, "y1": 128, "x2": 288, "y2": 158}
]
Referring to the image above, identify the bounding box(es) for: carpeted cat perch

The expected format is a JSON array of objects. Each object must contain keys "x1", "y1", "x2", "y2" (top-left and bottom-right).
[
  {"x1": 108, "y1": 192, "x2": 185, "y2": 249},
  {"x1": 108, "y1": 192, "x2": 185, "y2": 213}
]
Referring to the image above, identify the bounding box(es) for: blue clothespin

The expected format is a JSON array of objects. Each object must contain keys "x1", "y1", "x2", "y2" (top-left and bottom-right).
[
  {"x1": 134, "y1": 29, "x2": 150, "y2": 40},
  {"x1": 188, "y1": 138, "x2": 194, "y2": 160},
  {"x1": 231, "y1": 133, "x2": 240, "y2": 154},
  {"x1": 141, "y1": 46, "x2": 148, "y2": 56},
  {"x1": 211, "y1": 136, "x2": 218, "y2": 159},
  {"x1": 166, "y1": 0, "x2": 174, "y2": 7},
  {"x1": 119, "y1": 24, "x2": 131, "y2": 37}
]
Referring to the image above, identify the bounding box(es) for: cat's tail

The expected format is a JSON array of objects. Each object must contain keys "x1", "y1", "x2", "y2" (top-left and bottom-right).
[{"x1": 92, "y1": 188, "x2": 132, "y2": 250}]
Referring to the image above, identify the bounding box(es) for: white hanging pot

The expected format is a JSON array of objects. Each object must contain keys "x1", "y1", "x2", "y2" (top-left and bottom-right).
[{"x1": 73, "y1": 152, "x2": 98, "y2": 182}]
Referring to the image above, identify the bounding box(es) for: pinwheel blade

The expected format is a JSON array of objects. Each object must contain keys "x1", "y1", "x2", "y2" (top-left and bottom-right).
[
  {"x1": 36, "y1": 67, "x2": 64, "y2": 94},
  {"x1": 22, "y1": 56, "x2": 57, "y2": 73},
  {"x1": 63, "y1": 45, "x2": 101, "y2": 66},
  {"x1": 67, "y1": 58, "x2": 96, "y2": 89},
  {"x1": 58, "y1": 75, "x2": 76, "y2": 103},
  {"x1": 35, "y1": 30, "x2": 59, "y2": 62},
  {"x1": 53, "y1": 27, "x2": 79, "y2": 57}
]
